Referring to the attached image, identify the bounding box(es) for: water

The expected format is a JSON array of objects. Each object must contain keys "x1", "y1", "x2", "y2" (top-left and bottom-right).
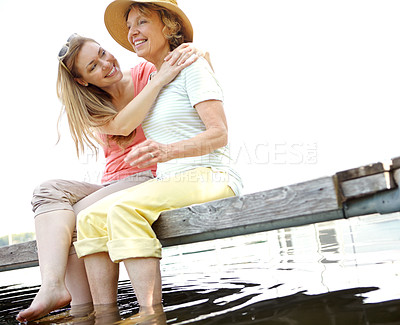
[{"x1": 1, "y1": 213, "x2": 399, "y2": 324}]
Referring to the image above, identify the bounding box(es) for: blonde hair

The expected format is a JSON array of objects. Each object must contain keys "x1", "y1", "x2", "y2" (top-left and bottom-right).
[
  {"x1": 56, "y1": 36, "x2": 134, "y2": 157},
  {"x1": 125, "y1": 3, "x2": 186, "y2": 51}
]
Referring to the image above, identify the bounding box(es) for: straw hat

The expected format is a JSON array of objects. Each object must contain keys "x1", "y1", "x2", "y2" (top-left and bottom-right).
[{"x1": 104, "y1": 0, "x2": 193, "y2": 52}]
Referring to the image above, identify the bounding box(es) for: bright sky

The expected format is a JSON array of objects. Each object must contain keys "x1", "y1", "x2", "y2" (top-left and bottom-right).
[{"x1": 1, "y1": 0, "x2": 399, "y2": 236}]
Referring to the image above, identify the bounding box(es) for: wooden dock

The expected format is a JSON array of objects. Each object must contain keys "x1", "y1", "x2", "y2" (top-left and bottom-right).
[{"x1": 1, "y1": 157, "x2": 399, "y2": 273}]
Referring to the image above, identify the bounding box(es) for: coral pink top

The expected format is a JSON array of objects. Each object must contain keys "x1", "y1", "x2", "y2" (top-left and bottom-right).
[{"x1": 101, "y1": 62, "x2": 157, "y2": 183}]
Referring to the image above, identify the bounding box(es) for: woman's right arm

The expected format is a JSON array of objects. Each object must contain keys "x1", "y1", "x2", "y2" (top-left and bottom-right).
[
  {"x1": 99, "y1": 44, "x2": 210, "y2": 136},
  {"x1": 98, "y1": 56, "x2": 195, "y2": 136},
  {"x1": 98, "y1": 43, "x2": 211, "y2": 136}
]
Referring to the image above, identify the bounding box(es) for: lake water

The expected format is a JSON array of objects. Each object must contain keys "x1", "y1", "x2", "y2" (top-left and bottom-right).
[{"x1": 1, "y1": 212, "x2": 400, "y2": 324}]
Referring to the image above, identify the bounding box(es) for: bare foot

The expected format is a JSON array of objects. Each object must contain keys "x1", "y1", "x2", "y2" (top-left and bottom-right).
[{"x1": 16, "y1": 284, "x2": 71, "y2": 322}]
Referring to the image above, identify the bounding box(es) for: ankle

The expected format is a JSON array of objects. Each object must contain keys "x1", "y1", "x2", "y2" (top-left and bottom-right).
[
  {"x1": 70, "y1": 302, "x2": 94, "y2": 317},
  {"x1": 40, "y1": 278, "x2": 67, "y2": 290},
  {"x1": 139, "y1": 303, "x2": 164, "y2": 315}
]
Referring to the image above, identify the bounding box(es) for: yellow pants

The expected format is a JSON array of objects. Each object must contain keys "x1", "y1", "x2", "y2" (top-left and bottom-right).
[{"x1": 74, "y1": 168, "x2": 234, "y2": 262}]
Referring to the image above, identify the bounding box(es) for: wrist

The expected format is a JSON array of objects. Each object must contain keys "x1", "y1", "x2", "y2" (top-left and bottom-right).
[
  {"x1": 148, "y1": 73, "x2": 164, "y2": 90},
  {"x1": 166, "y1": 143, "x2": 176, "y2": 160}
]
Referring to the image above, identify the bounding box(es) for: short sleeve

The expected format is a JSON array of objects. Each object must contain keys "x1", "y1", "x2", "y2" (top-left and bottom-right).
[
  {"x1": 184, "y1": 57, "x2": 224, "y2": 107},
  {"x1": 131, "y1": 61, "x2": 157, "y2": 95}
]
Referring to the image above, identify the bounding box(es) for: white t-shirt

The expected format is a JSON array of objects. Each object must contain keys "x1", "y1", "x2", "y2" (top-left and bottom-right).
[{"x1": 142, "y1": 57, "x2": 242, "y2": 195}]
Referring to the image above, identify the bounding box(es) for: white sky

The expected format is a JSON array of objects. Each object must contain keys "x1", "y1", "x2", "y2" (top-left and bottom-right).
[{"x1": 1, "y1": 0, "x2": 399, "y2": 236}]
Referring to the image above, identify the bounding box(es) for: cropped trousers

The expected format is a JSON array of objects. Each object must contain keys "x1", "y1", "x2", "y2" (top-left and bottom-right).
[
  {"x1": 74, "y1": 167, "x2": 235, "y2": 262},
  {"x1": 31, "y1": 170, "x2": 154, "y2": 254}
]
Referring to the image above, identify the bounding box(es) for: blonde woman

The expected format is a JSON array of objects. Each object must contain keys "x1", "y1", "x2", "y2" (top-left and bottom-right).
[
  {"x1": 16, "y1": 35, "x2": 200, "y2": 323},
  {"x1": 73, "y1": 0, "x2": 242, "y2": 318}
]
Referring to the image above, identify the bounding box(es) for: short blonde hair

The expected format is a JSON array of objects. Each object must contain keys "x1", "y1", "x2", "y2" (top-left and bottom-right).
[{"x1": 56, "y1": 36, "x2": 134, "y2": 156}]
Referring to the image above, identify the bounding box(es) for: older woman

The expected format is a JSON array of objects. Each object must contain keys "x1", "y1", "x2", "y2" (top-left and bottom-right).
[{"x1": 73, "y1": 0, "x2": 242, "y2": 314}]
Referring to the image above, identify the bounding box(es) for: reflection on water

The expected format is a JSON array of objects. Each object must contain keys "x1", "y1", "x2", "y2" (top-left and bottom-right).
[{"x1": 1, "y1": 213, "x2": 399, "y2": 324}]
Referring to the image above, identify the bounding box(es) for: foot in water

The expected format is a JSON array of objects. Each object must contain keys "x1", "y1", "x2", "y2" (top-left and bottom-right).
[
  {"x1": 16, "y1": 284, "x2": 72, "y2": 322},
  {"x1": 116, "y1": 304, "x2": 166, "y2": 325}
]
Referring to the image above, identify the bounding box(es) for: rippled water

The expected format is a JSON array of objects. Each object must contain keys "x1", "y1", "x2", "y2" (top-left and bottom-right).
[{"x1": 1, "y1": 212, "x2": 400, "y2": 324}]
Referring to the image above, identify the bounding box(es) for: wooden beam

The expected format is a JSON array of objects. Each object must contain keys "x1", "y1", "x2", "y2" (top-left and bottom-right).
[
  {"x1": 391, "y1": 156, "x2": 400, "y2": 170},
  {"x1": 0, "y1": 241, "x2": 38, "y2": 272},
  {"x1": 340, "y1": 172, "x2": 393, "y2": 199},
  {"x1": 0, "y1": 176, "x2": 341, "y2": 272},
  {"x1": 335, "y1": 160, "x2": 395, "y2": 201},
  {"x1": 2, "y1": 157, "x2": 400, "y2": 273},
  {"x1": 390, "y1": 157, "x2": 400, "y2": 186},
  {"x1": 154, "y1": 176, "x2": 341, "y2": 246},
  {"x1": 393, "y1": 169, "x2": 400, "y2": 186},
  {"x1": 336, "y1": 162, "x2": 387, "y2": 182}
]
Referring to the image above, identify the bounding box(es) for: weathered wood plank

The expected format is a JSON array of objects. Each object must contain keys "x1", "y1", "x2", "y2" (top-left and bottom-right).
[
  {"x1": 390, "y1": 157, "x2": 400, "y2": 187},
  {"x1": 393, "y1": 169, "x2": 400, "y2": 186},
  {"x1": 336, "y1": 163, "x2": 386, "y2": 182},
  {"x1": 340, "y1": 172, "x2": 393, "y2": 199},
  {"x1": 0, "y1": 176, "x2": 341, "y2": 272},
  {"x1": 3, "y1": 156, "x2": 400, "y2": 273},
  {"x1": 154, "y1": 176, "x2": 341, "y2": 246},
  {"x1": 391, "y1": 156, "x2": 400, "y2": 170},
  {"x1": 0, "y1": 241, "x2": 38, "y2": 272}
]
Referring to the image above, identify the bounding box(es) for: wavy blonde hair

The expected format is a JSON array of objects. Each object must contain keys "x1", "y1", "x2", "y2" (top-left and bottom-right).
[
  {"x1": 125, "y1": 3, "x2": 186, "y2": 51},
  {"x1": 56, "y1": 35, "x2": 134, "y2": 157}
]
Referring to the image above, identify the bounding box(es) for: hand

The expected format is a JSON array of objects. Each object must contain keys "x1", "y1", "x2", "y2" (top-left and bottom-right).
[
  {"x1": 164, "y1": 43, "x2": 203, "y2": 66},
  {"x1": 124, "y1": 139, "x2": 170, "y2": 168},
  {"x1": 152, "y1": 50, "x2": 197, "y2": 87},
  {"x1": 165, "y1": 43, "x2": 213, "y2": 72}
]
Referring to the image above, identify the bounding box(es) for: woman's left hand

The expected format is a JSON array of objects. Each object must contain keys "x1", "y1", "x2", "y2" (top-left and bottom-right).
[{"x1": 124, "y1": 139, "x2": 170, "y2": 168}]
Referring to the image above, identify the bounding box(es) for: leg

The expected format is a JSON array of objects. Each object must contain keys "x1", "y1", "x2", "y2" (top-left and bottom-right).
[
  {"x1": 83, "y1": 252, "x2": 119, "y2": 305},
  {"x1": 16, "y1": 210, "x2": 75, "y2": 322},
  {"x1": 74, "y1": 189, "x2": 133, "y2": 307},
  {"x1": 65, "y1": 254, "x2": 94, "y2": 316},
  {"x1": 91, "y1": 302, "x2": 121, "y2": 325},
  {"x1": 118, "y1": 303, "x2": 166, "y2": 325},
  {"x1": 66, "y1": 172, "x2": 153, "y2": 311},
  {"x1": 105, "y1": 168, "x2": 234, "y2": 308},
  {"x1": 17, "y1": 179, "x2": 104, "y2": 322},
  {"x1": 17, "y1": 174, "x2": 153, "y2": 322},
  {"x1": 75, "y1": 168, "x2": 233, "y2": 310},
  {"x1": 123, "y1": 258, "x2": 162, "y2": 307}
]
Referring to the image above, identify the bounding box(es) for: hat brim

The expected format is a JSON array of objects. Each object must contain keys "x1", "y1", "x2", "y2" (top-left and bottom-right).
[{"x1": 104, "y1": 0, "x2": 193, "y2": 53}]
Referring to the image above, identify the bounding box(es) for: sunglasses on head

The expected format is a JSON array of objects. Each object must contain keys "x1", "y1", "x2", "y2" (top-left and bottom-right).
[{"x1": 58, "y1": 33, "x2": 79, "y2": 74}]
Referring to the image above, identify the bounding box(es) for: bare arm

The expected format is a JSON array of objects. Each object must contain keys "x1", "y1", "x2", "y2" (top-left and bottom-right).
[
  {"x1": 124, "y1": 100, "x2": 228, "y2": 168},
  {"x1": 98, "y1": 56, "x2": 196, "y2": 136},
  {"x1": 168, "y1": 100, "x2": 227, "y2": 158},
  {"x1": 99, "y1": 44, "x2": 212, "y2": 136}
]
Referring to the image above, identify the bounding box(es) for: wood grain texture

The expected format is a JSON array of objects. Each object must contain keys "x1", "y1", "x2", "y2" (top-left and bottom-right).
[
  {"x1": 0, "y1": 241, "x2": 38, "y2": 272},
  {"x1": 340, "y1": 172, "x2": 392, "y2": 199},
  {"x1": 154, "y1": 176, "x2": 340, "y2": 245},
  {"x1": 336, "y1": 163, "x2": 386, "y2": 182}
]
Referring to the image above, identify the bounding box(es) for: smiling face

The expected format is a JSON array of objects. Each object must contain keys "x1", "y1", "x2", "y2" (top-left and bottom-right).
[
  {"x1": 126, "y1": 6, "x2": 170, "y2": 67},
  {"x1": 73, "y1": 41, "x2": 123, "y2": 89}
]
